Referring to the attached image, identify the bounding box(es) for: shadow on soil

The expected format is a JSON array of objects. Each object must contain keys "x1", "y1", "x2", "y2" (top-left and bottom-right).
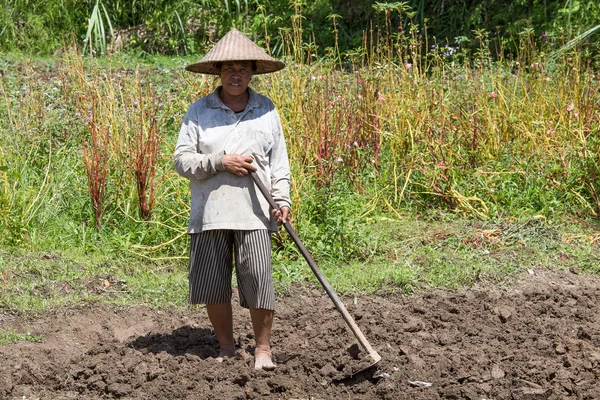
[{"x1": 129, "y1": 326, "x2": 217, "y2": 359}]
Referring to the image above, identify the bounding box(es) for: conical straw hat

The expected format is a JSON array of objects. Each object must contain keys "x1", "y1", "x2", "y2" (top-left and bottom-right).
[{"x1": 185, "y1": 28, "x2": 285, "y2": 75}]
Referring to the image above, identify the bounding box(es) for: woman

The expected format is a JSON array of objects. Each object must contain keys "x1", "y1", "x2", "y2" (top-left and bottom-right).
[{"x1": 174, "y1": 28, "x2": 291, "y2": 370}]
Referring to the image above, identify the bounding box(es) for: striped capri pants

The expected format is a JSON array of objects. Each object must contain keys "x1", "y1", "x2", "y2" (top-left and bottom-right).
[{"x1": 188, "y1": 229, "x2": 275, "y2": 310}]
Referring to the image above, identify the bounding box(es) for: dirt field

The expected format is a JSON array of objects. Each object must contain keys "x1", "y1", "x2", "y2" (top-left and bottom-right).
[{"x1": 1, "y1": 268, "x2": 599, "y2": 400}]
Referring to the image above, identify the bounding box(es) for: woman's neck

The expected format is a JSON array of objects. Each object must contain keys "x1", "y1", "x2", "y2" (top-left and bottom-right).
[{"x1": 219, "y1": 88, "x2": 249, "y2": 112}]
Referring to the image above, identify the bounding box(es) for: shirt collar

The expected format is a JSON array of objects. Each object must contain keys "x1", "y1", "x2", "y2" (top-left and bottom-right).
[{"x1": 206, "y1": 86, "x2": 263, "y2": 110}]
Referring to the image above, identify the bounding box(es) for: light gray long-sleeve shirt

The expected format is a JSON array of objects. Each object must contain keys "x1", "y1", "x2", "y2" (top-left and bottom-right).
[{"x1": 174, "y1": 87, "x2": 291, "y2": 233}]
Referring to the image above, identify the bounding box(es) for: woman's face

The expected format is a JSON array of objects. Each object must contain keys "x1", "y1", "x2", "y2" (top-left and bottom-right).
[{"x1": 219, "y1": 61, "x2": 253, "y2": 99}]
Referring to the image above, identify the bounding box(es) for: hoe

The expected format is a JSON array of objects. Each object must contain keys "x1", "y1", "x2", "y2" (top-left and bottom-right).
[{"x1": 249, "y1": 170, "x2": 382, "y2": 375}]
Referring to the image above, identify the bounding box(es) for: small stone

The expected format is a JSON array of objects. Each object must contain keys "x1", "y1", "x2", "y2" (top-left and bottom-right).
[
  {"x1": 108, "y1": 383, "x2": 130, "y2": 398},
  {"x1": 520, "y1": 387, "x2": 552, "y2": 400},
  {"x1": 480, "y1": 382, "x2": 492, "y2": 393},
  {"x1": 495, "y1": 307, "x2": 512, "y2": 323},
  {"x1": 239, "y1": 349, "x2": 252, "y2": 362},
  {"x1": 372, "y1": 371, "x2": 390, "y2": 379},
  {"x1": 554, "y1": 343, "x2": 567, "y2": 355},
  {"x1": 87, "y1": 374, "x2": 106, "y2": 392},
  {"x1": 491, "y1": 365, "x2": 505, "y2": 379},
  {"x1": 319, "y1": 364, "x2": 337, "y2": 378},
  {"x1": 408, "y1": 380, "x2": 432, "y2": 387},
  {"x1": 404, "y1": 319, "x2": 423, "y2": 332}
]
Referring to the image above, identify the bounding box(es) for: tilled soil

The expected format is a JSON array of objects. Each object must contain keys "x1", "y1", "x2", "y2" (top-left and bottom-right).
[{"x1": 1, "y1": 268, "x2": 600, "y2": 400}]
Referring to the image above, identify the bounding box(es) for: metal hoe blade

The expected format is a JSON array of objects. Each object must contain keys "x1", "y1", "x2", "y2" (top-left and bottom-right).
[{"x1": 249, "y1": 170, "x2": 382, "y2": 373}]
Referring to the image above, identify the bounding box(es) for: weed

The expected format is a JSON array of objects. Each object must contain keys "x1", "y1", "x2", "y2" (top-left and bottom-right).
[
  {"x1": 0, "y1": 330, "x2": 43, "y2": 345},
  {"x1": 129, "y1": 79, "x2": 160, "y2": 221},
  {"x1": 81, "y1": 100, "x2": 112, "y2": 231}
]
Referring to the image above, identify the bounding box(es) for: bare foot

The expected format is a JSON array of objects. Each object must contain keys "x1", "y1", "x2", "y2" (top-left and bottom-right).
[
  {"x1": 254, "y1": 348, "x2": 276, "y2": 370},
  {"x1": 215, "y1": 346, "x2": 236, "y2": 362}
]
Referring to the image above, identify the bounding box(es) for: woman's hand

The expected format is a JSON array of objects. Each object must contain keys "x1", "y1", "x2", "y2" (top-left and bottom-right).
[
  {"x1": 272, "y1": 206, "x2": 290, "y2": 226},
  {"x1": 222, "y1": 154, "x2": 256, "y2": 176}
]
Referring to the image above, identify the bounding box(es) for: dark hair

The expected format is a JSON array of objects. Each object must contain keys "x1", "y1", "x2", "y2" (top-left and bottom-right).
[{"x1": 215, "y1": 61, "x2": 257, "y2": 72}]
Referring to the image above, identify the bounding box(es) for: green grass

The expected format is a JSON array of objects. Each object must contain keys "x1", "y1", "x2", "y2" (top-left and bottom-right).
[
  {"x1": 0, "y1": 329, "x2": 44, "y2": 345},
  {"x1": 315, "y1": 215, "x2": 600, "y2": 294},
  {"x1": 1, "y1": 215, "x2": 597, "y2": 315},
  {"x1": 0, "y1": 248, "x2": 190, "y2": 313}
]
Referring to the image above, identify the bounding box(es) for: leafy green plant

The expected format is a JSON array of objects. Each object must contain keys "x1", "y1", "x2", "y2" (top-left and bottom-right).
[
  {"x1": 549, "y1": 23, "x2": 600, "y2": 63},
  {"x1": 0, "y1": 330, "x2": 44, "y2": 345},
  {"x1": 83, "y1": 0, "x2": 114, "y2": 56}
]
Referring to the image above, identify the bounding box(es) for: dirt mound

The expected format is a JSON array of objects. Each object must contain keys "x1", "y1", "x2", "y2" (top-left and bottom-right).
[{"x1": 1, "y1": 268, "x2": 600, "y2": 399}]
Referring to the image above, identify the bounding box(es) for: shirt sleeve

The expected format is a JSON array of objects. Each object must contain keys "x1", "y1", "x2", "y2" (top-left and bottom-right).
[
  {"x1": 269, "y1": 108, "x2": 292, "y2": 210},
  {"x1": 174, "y1": 108, "x2": 226, "y2": 181}
]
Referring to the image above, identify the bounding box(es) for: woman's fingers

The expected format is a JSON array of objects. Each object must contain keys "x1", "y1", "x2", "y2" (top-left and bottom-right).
[
  {"x1": 240, "y1": 155, "x2": 257, "y2": 171},
  {"x1": 281, "y1": 207, "x2": 290, "y2": 223},
  {"x1": 223, "y1": 154, "x2": 256, "y2": 175},
  {"x1": 272, "y1": 207, "x2": 290, "y2": 225}
]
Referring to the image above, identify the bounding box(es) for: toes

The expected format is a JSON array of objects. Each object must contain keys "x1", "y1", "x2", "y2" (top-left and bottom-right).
[
  {"x1": 254, "y1": 349, "x2": 276, "y2": 370},
  {"x1": 257, "y1": 362, "x2": 277, "y2": 371}
]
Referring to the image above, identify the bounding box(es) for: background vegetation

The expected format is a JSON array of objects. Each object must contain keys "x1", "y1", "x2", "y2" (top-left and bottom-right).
[
  {"x1": 1, "y1": 0, "x2": 599, "y2": 57},
  {"x1": 0, "y1": 1, "x2": 599, "y2": 314}
]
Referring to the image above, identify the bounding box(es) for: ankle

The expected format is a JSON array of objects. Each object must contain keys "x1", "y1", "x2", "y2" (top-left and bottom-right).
[{"x1": 255, "y1": 345, "x2": 271, "y2": 354}]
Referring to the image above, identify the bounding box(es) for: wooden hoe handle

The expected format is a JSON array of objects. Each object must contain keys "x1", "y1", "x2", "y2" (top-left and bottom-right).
[{"x1": 249, "y1": 170, "x2": 381, "y2": 366}]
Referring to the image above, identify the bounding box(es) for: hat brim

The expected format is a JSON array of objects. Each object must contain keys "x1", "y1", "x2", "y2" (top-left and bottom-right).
[{"x1": 185, "y1": 58, "x2": 285, "y2": 75}]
